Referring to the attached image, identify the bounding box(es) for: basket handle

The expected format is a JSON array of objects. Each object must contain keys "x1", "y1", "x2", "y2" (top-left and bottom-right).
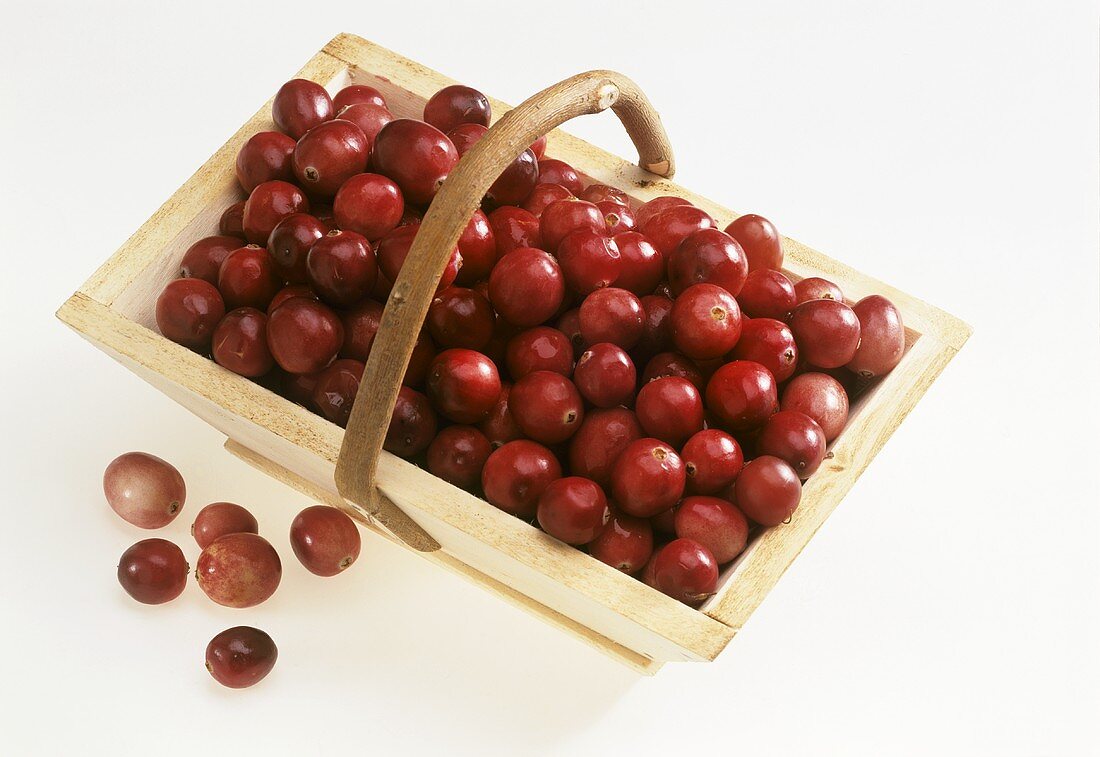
[{"x1": 335, "y1": 70, "x2": 676, "y2": 552}]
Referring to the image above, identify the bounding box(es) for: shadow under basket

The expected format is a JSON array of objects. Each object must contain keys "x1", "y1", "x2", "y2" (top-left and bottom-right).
[{"x1": 56, "y1": 33, "x2": 971, "y2": 675}]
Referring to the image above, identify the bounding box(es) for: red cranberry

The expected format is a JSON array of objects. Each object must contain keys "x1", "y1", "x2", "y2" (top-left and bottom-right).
[
  {"x1": 651, "y1": 508, "x2": 678, "y2": 536},
  {"x1": 780, "y1": 372, "x2": 849, "y2": 441},
  {"x1": 217, "y1": 245, "x2": 281, "y2": 310},
  {"x1": 529, "y1": 134, "x2": 547, "y2": 160},
  {"x1": 335, "y1": 103, "x2": 393, "y2": 148},
  {"x1": 376, "y1": 224, "x2": 461, "y2": 293},
  {"x1": 180, "y1": 235, "x2": 241, "y2": 284},
  {"x1": 267, "y1": 285, "x2": 316, "y2": 314},
  {"x1": 537, "y1": 477, "x2": 610, "y2": 545},
  {"x1": 447, "y1": 122, "x2": 486, "y2": 154},
  {"x1": 482, "y1": 440, "x2": 562, "y2": 518},
  {"x1": 192, "y1": 502, "x2": 258, "y2": 550},
  {"x1": 479, "y1": 384, "x2": 523, "y2": 448},
  {"x1": 611, "y1": 438, "x2": 685, "y2": 517},
  {"x1": 794, "y1": 276, "x2": 844, "y2": 304},
  {"x1": 730, "y1": 317, "x2": 799, "y2": 382},
  {"x1": 372, "y1": 119, "x2": 459, "y2": 205},
  {"x1": 582, "y1": 184, "x2": 630, "y2": 205},
  {"x1": 635, "y1": 377, "x2": 704, "y2": 446},
  {"x1": 668, "y1": 227, "x2": 748, "y2": 296},
  {"x1": 403, "y1": 331, "x2": 437, "y2": 388},
  {"x1": 156, "y1": 278, "x2": 225, "y2": 350},
  {"x1": 242, "y1": 180, "x2": 309, "y2": 244},
  {"x1": 289, "y1": 505, "x2": 362, "y2": 576},
  {"x1": 788, "y1": 299, "x2": 861, "y2": 368},
  {"x1": 425, "y1": 286, "x2": 494, "y2": 350},
  {"x1": 557, "y1": 229, "x2": 621, "y2": 294},
  {"x1": 651, "y1": 538, "x2": 719, "y2": 604},
  {"x1": 641, "y1": 352, "x2": 706, "y2": 393},
  {"x1": 212, "y1": 307, "x2": 273, "y2": 377},
  {"x1": 540, "y1": 198, "x2": 605, "y2": 252},
  {"x1": 427, "y1": 349, "x2": 501, "y2": 423},
  {"x1": 292, "y1": 119, "x2": 369, "y2": 197},
  {"x1": 455, "y1": 210, "x2": 497, "y2": 284},
  {"x1": 283, "y1": 370, "x2": 320, "y2": 406},
  {"x1": 266, "y1": 297, "x2": 343, "y2": 374},
  {"x1": 196, "y1": 533, "x2": 281, "y2": 608},
  {"x1": 681, "y1": 429, "x2": 744, "y2": 495},
  {"x1": 488, "y1": 206, "x2": 542, "y2": 255},
  {"x1": 488, "y1": 247, "x2": 564, "y2": 327},
  {"x1": 424, "y1": 84, "x2": 491, "y2": 133},
  {"x1": 556, "y1": 308, "x2": 586, "y2": 358},
  {"x1": 506, "y1": 326, "x2": 574, "y2": 379},
  {"x1": 333, "y1": 173, "x2": 404, "y2": 240},
  {"x1": 305, "y1": 230, "x2": 376, "y2": 307},
  {"x1": 735, "y1": 456, "x2": 801, "y2": 526},
  {"x1": 267, "y1": 213, "x2": 327, "y2": 283},
  {"x1": 205, "y1": 626, "x2": 278, "y2": 689},
  {"x1": 272, "y1": 79, "x2": 333, "y2": 139},
  {"x1": 588, "y1": 510, "x2": 653, "y2": 574},
  {"x1": 384, "y1": 386, "x2": 437, "y2": 457},
  {"x1": 669, "y1": 283, "x2": 743, "y2": 360},
  {"x1": 510, "y1": 371, "x2": 584, "y2": 444},
  {"x1": 725, "y1": 213, "x2": 783, "y2": 271},
  {"x1": 612, "y1": 232, "x2": 664, "y2": 295},
  {"x1": 427, "y1": 426, "x2": 492, "y2": 489},
  {"x1": 522, "y1": 183, "x2": 573, "y2": 217},
  {"x1": 706, "y1": 360, "x2": 778, "y2": 431},
  {"x1": 639, "y1": 204, "x2": 716, "y2": 257},
  {"x1": 635, "y1": 196, "x2": 690, "y2": 227},
  {"x1": 220, "y1": 201, "x2": 247, "y2": 239},
  {"x1": 573, "y1": 343, "x2": 636, "y2": 408},
  {"x1": 568, "y1": 407, "x2": 643, "y2": 487},
  {"x1": 848, "y1": 295, "x2": 906, "y2": 377},
  {"x1": 484, "y1": 146, "x2": 539, "y2": 207},
  {"x1": 636, "y1": 294, "x2": 674, "y2": 359},
  {"x1": 738, "y1": 269, "x2": 798, "y2": 319},
  {"x1": 536, "y1": 158, "x2": 584, "y2": 195},
  {"x1": 579, "y1": 287, "x2": 644, "y2": 349},
  {"x1": 757, "y1": 410, "x2": 827, "y2": 478},
  {"x1": 117, "y1": 538, "x2": 188, "y2": 604},
  {"x1": 599, "y1": 204, "x2": 636, "y2": 234},
  {"x1": 338, "y1": 299, "x2": 383, "y2": 361},
  {"x1": 310, "y1": 358, "x2": 364, "y2": 427},
  {"x1": 236, "y1": 131, "x2": 296, "y2": 193},
  {"x1": 333, "y1": 84, "x2": 386, "y2": 110},
  {"x1": 675, "y1": 497, "x2": 748, "y2": 563},
  {"x1": 103, "y1": 452, "x2": 185, "y2": 529}
]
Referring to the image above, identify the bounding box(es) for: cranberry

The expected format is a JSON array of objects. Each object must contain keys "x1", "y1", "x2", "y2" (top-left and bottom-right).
[
  {"x1": 427, "y1": 349, "x2": 501, "y2": 423},
  {"x1": 488, "y1": 206, "x2": 542, "y2": 255},
  {"x1": 635, "y1": 377, "x2": 704, "y2": 446},
  {"x1": 574, "y1": 343, "x2": 636, "y2": 408},
  {"x1": 272, "y1": 79, "x2": 333, "y2": 139},
  {"x1": 611, "y1": 438, "x2": 685, "y2": 517},
  {"x1": 598, "y1": 203, "x2": 635, "y2": 233},
  {"x1": 557, "y1": 229, "x2": 621, "y2": 294},
  {"x1": 455, "y1": 210, "x2": 497, "y2": 285},
  {"x1": 267, "y1": 213, "x2": 327, "y2": 283},
  {"x1": 427, "y1": 426, "x2": 492, "y2": 489},
  {"x1": 579, "y1": 287, "x2": 644, "y2": 349},
  {"x1": 681, "y1": 429, "x2": 744, "y2": 495},
  {"x1": 522, "y1": 183, "x2": 573, "y2": 217},
  {"x1": 581, "y1": 184, "x2": 630, "y2": 206},
  {"x1": 635, "y1": 196, "x2": 690, "y2": 227},
  {"x1": 338, "y1": 299, "x2": 383, "y2": 361},
  {"x1": 639, "y1": 204, "x2": 716, "y2": 257},
  {"x1": 641, "y1": 352, "x2": 706, "y2": 393},
  {"x1": 427, "y1": 286, "x2": 494, "y2": 350},
  {"x1": 651, "y1": 507, "x2": 678, "y2": 536},
  {"x1": 735, "y1": 456, "x2": 801, "y2": 526},
  {"x1": 737, "y1": 269, "x2": 798, "y2": 319},
  {"x1": 794, "y1": 276, "x2": 844, "y2": 304},
  {"x1": 371, "y1": 119, "x2": 459, "y2": 205},
  {"x1": 103, "y1": 452, "x2": 185, "y2": 528},
  {"x1": 447, "y1": 122, "x2": 486, "y2": 154},
  {"x1": 556, "y1": 308, "x2": 587, "y2": 358},
  {"x1": 651, "y1": 538, "x2": 719, "y2": 604},
  {"x1": 788, "y1": 299, "x2": 861, "y2": 368},
  {"x1": 568, "y1": 407, "x2": 643, "y2": 487},
  {"x1": 479, "y1": 384, "x2": 523, "y2": 448},
  {"x1": 267, "y1": 297, "x2": 343, "y2": 374},
  {"x1": 730, "y1": 317, "x2": 799, "y2": 382},
  {"x1": 292, "y1": 120, "x2": 370, "y2": 197},
  {"x1": 219, "y1": 201, "x2": 247, "y2": 239},
  {"x1": 536, "y1": 158, "x2": 584, "y2": 195},
  {"x1": 305, "y1": 230, "x2": 377, "y2": 307},
  {"x1": 205, "y1": 626, "x2": 278, "y2": 689},
  {"x1": 674, "y1": 497, "x2": 748, "y2": 563},
  {"x1": 506, "y1": 326, "x2": 574, "y2": 379},
  {"x1": 529, "y1": 134, "x2": 547, "y2": 160},
  {"x1": 611, "y1": 232, "x2": 664, "y2": 295},
  {"x1": 376, "y1": 224, "x2": 461, "y2": 293},
  {"x1": 668, "y1": 227, "x2": 748, "y2": 296},
  {"x1": 424, "y1": 84, "x2": 491, "y2": 133},
  {"x1": 192, "y1": 502, "x2": 258, "y2": 549},
  {"x1": 403, "y1": 331, "x2": 437, "y2": 388},
  {"x1": 724, "y1": 213, "x2": 783, "y2": 271},
  {"x1": 156, "y1": 278, "x2": 225, "y2": 350},
  {"x1": 384, "y1": 386, "x2": 437, "y2": 457},
  {"x1": 235, "y1": 132, "x2": 296, "y2": 194},
  {"x1": 706, "y1": 360, "x2": 778, "y2": 431},
  {"x1": 212, "y1": 307, "x2": 273, "y2": 377},
  {"x1": 283, "y1": 370, "x2": 320, "y2": 407},
  {"x1": 117, "y1": 538, "x2": 188, "y2": 604},
  {"x1": 180, "y1": 235, "x2": 241, "y2": 284},
  {"x1": 217, "y1": 245, "x2": 281, "y2": 310},
  {"x1": 482, "y1": 440, "x2": 562, "y2": 518},
  {"x1": 311, "y1": 358, "x2": 364, "y2": 427},
  {"x1": 848, "y1": 295, "x2": 906, "y2": 377},
  {"x1": 757, "y1": 410, "x2": 827, "y2": 478},
  {"x1": 588, "y1": 510, "x2": 653, "y2": 574},
  {"x1": 510, "y1": 371, "x2": 584, "y2": 444},
  {"x1": 333, "y1": 173, "x2": 404, "y2": 240},
  {"x1": 336, "y1": 103, "x2": 393, "y2": 148},
  {"x1": 537, "y1": 477, "x2": 610, "y2": 545},
  {"x1": 669, "y1": 283, "x2": 743, "y2": 359},
  {"x1": 290, "y1": 505, "x2": 361, "y2": 576},
  {"x1": 635, "y1": 294, "x2": 674, "y2": 359},
  {"x1": 488, "y1": 247, "x2": 564, "y2": 327},
  {"x1": 333, "y1": 84, "x2": 386, "y2": 110},
  {"x1": 485, "y1": 147, "x2": 539, "y2": 208},
  {"x1": 242, "y1": 180, "x2": 309, "y2": 244},
  {"x1": 196, "y1": 533, "x2": 282, "y2": 608},
  {"x1": 540, "y1": 198, "x2": 605, "y2": 252},
  {"x1": 781, "y1": 372, "x2": 849, "y2": 441}
]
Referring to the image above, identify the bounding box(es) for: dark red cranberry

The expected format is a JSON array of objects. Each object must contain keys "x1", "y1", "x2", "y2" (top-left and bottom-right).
[
  {"x1": 219, "y1": 201, "x2": 247, "y2": 239},
  {"x1": 242, "y1": 180, "x2": 309, "y2": 244},
  {"x1": 427, "y1": 287, "x2": 495, "y2": 350},
  {"x1": 635, "y1": 196, "x2": 690, "y2": 227},
  {"x1": 639, "y1": 204, "x2": 716, "y2": 257},
  {"x1": 426, "y1": 349, "x2": 501, "y2": 423},
  {"x1": 487, "y1": 206, "x2": 542, "y2": 255},
  {"x1": 573, "y1": 343, "x2": 636, "y2": 408},
  {"x1": 455, "y1": 210, "x2": 497, "y2": 285},
  {"x1": 588, "y1": 510, "x2": 653, "y2": 574},
  {"x1": 540, "y1": 198, "x2": 605, "y2": 252},
  {"x1": 598, "y1": 201, "x2": 636, "y2": 234},
  {"x1": 384, "y1": 387, "x2": 437, "y2": 457},
  {"x1": 651, "y1": 538, "x2": 718, "y2": 604},
  {"x1": 650, "y1": 507, "x2": 678, "y2": 537},
  {"x1": 641, "y1": 352, "x2": 706, "y2": 393},
  {"x1": 635, "y1": 377, "x2": 704, "y2": 447},
  {"x1": 427, "y1": 426, "x2": 492, "y2": 490},
  {"x1": 217, "y1": 245, "x2": 281, "y2": 310},
  {"x1": 333, "y1": 84, "x2": 386, "y2": 110},
  {"x1": 735, "y1": 456, "x2": 802, "y2": 526},
  {"x1": 338, "y1": 299, "x2": 384, "y2": 361},
  {"x1": 267, "y1": 285, "x2": 316, "y2": 314},
  {"x1": 557, "y1": 229, "x2": 621, "y2": 294},
  {"x1": 730, "y1": 317, "x2": 799, "y2": 382},
  {"x1": 780, "y1": 372, "x2": 849, "y2": 442},
  {"x1": 506, "y1": 327, "x2": 574, "y2": 379},
  {"x1": 266, "y1": 297, "x2": 343, "y2": 374},
  {"x1": 725, "y1": 213, "x2": 783, "y2": 271},
  {"x1": 335, "y1": 103, "x2": 393, "y2": 149},
  {"x1": 522, "y1": 183, "x2": 573, "y2": 217},
  {"x1": 156, "y1": 278, "x2": 225, "y2": 350},
  {"x1": 292, "y1": 119, "x2": 369, "y2": 197},
  {"x1": 289, "y1": 505, "x2": 361, "y2": 576},
  {"x1": 681, "y1": 429, "x2": 744, "y2": 495},
  {"x1": 636, "y1": 294, "x2": 674, "y2": 359},
  {"x1": 706, "y1": 360, "x2": 778, "y2": 431},
  {"x1": 310, "y1": 358, "x2": 364, "y2": 427},
  {"x1": 482, "y1": 440, "x2": 562, "y2": 518},
  {"x1": 668, "y1": 227, "x2": 748, "y2": 296},
  {"x1": 847, "y1": 295, "x2": 906, "y2": 377},
  {"x1": 479, "y1": 384, "x2": 523, "y2": 448},
  {"x1": 333, "y1": 173, "x2": 404, "y2": 241},
  {"x1": 180, "y1": 235, "x2": 240, "y2": 284},
  {"x1": 272, "y1": 79, "x2": 333, "y2": 139},
  {"x1": 212, "y1": 307, "x2": 273, "y2": 377},
  {"x1": 192, "y1": 503, "x2": 258, "y2": 550},
  {"x1": 581, "y1": 184, "x2": 630, "y2": 205},
  {"x1": 611, "y1": 232, "x2": 663, "y2": 295},
  {"x1": 376, "y1": 224, "x2": 461, "y2": 293},
  {"x1": 794, "y1": 276, "x2": 844, "y2": 304},
  {"x1": 579, "y1": 287, "x2": 644, "y2": 349},
  {"x1": 757, "y1": 410, "x2": 827, "y2": 478},
  {"x1": 536, "y1": 158, "x2": 584, "y2": 195},
  {"x1": 446, "y1": 122, "x2": 486, "y2": 154},
  {"x1": 267, "y1": 213, "x2": 327, "y2": 283},
  {"x1": 424, "y1": 84, "x2": 491, "y2": 133},
  {"x1": 737, "y1": 269, "x2": 797, "y2": 319},
  {"x1": 117, "y1": 538, "x2": 188, "y2": 604},
  {"x1": 510, "y1": 371, "x2": 584, "y2": 444},
  {"x1": 556, "y1": 308, "x2": 586, "y2": 358},
  {"x1": 537, "y1": 477, "x2": 610, "y2": 544},
  {"x1": 486, "y1": 148, "x2": 539, "y2": 208},
  {"x1": 403, "y1": 331, "x2": 437, "y2": 388},
  {"x1": 568, "y1": 407, "x2": 643, "y2": 487},
  {"x1": 305, "y1": 230, "x2": 377, "y2": 307},
  {"x1": 669, "y1": 283, "x2": 743, "y2": 360},
  {"x1": 371, "y1": 119, "x2": 459, "y2": 205},
  {"x1": 788, "y1": 299, "x2": 861, "y2": 368},
  {"x1": 488, "y1": 247, "x2": 564, "y2": 327},
  {"x1": 611, "y1": 438, "x2": 685, "y2": 518},
  {"x1": 236, "y1": 131, "x2": 296, "y2": 193},
  {"x1": 674, "y1": 497, "x2": 748, "y2": 563},
  {"x1": 205, "y1": 626, "x2": 278, "y2": 689}
]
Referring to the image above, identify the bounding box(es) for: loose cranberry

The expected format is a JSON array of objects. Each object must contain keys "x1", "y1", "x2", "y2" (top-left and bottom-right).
[
  {"x1": 506, "y1": 326, "x2": 574, "y2": 379},
  {"x1": 267, "y1": 213, "x2": 327, "y2": 283},
  {"x1": 117, "y1": 538, "x2": 188, "y2": 604},
  {"x1": 537, "y1": 477, "x2": 610, "y2": 545},
  {"x1": 536, "y1": 158, "x2": 584, "y2": 195},
  {"x1": 192, "y1": 502, "x2": 258, "y2": 550},
  {"x1": 335, "y1": 103, "x2": 393, "y2": 149},
  {"x1": 635, "y1": 377, "x2": 704, "y2": 447},
  {"x1": 333, "y1": 84, "x2": 386, "y2": 110},
  {"x1": 681, "y1": 429, "x2": 744, "y2": 495},
  {"x1": 581, "y1": 184, "x2": 630, "y2": 206},
  {"x1": 488, "y1": 206, "x2": 542, "y2": 255},
  {"x1": 292, "y1": 119, "x2": 369, "y2": 197},
  {"x1": 557, "y1": 229, "x2": 621, "y2": 294},
  {"x1": 338, "y1": 299, "x2": 384, "y2": 361},
  {"x1": 103, "y1": 452, "x2": 185, "y2": 528},
  {"x1": 488, "y1": 247, "x2": 564, "y2": 327},
  {"x1": 290, "y1": 505, "x2": 362, "y2": 576},
  {"x1": 522, "y1": 183, "x2": 573, "y2": 217},
  {"x1": 217, "y1": 245, "x2": 281, "y2": 310},
  {"x1": 636, "y1": 294, "x2": 674, "y2": 359},
  {"x1": 611, "y1": 438, "x2": 685, "y2": 517},
  {"x1": 788, "y1": 299, "x2": 861, "y2": 368},
  {"x1": 730, "y1": 317, "x2": 799, "y2": 382},
  {"x1": 427, "y1": 349, "x2": 501, "y2": 423},
  {"x1": 479, "y1": 384, "x2": 523, "y2": 448},
  {"x1": 426, "y1": 286, "x2": 494, "y2": 350},
  {"x1": 311, "y1": 358, "x2": 364, "y2": 427},
  {"x1": 640, "y1": 204, "x2": 716, "y2": 257},
  {"x1": 651, "y1": 538, "x2": 719, "y2": 604},
  {"x1": 706, "y1": 360, "x2": 778, "y2": 431},
  {"x1": 333, "y1": 173, "x2": 404, "y2": 240},
  {"x1": 588, "y1": 510, "x2": 653, "y2": 574},
  {"x1": 268, "y1": 284, "x2": 316, "y2": 313},
  {"x1": 568, "y1": 407, "x2": 643, "y2": 487},
  {"x1": 757, "y1": 410, "x2": 827, "y2": 478},
  {"x1": 455, "y1": 210, "x2": 497, "y2": 285},
  {"x1": 725, "y1": 213, "x2": 783, "y2": 271},
  {"x1": 847, "y1": 295, "x2": 906, "y2": 377},
  {"x1": 556, "y1": 308, "x2": 586, "y2": 358},
  {"x1": 242, "y1": 180, "x2": 309, "y2": 244},
  {"x1": 780, "y1": 372, "x2": 849, "y2": 441},
  {"x1": 180, "y1": 235, "x2": 241, "y2": 284},
  {"x1": 668, "y1": 227, "x2": 749, "y2": 296},
  {"x1": 212, "y1": 307, "x2": 273, "y2": 377},
  {"x1": 424, "y1": 84, "x2": 491, "y2": 133},
  {"x1": 384, "y1": 386, "x2": 437, "y2": 457},
  {"x1": 266, "y1": 297, "x2": 343, "y2": 374},
  {"x1": 641, "y1": 352, "x2": 706, "y2": 393},
  {"x1": 305, "y1": 230, "x2": 376, "y2": 307},
  {"x1": 427, "y1": 426, "x2": 492, "y2": 489},
  {"x1": 219, "y1": 201, "x2": 247, "y2": 239},
  {"x1": 486, "y1": 147, "x2": 539, "y2": 208},
  {"x1": 235, "y1": 131, "x2": 296, "y2": 194},
  {"x1": 403, "y1": 331, "x2": 437, "y2": 388},
  {"x1": 372, "y1": 119, "x2": 459, "y2": 205},
  {"x1": 737, "y1": 268, "x2": 798, "y2": 319},
  {"x1": 529, "y1": 134, "x2": 547, "y2": 160},
  {"x1": 196, "y1": 533, "x2": 282, "y2": 608},
  {"x1": 573, "y1": 343, "x2": 636, "y2": 408},
  {"x1": 579, "y1": 287, "x2": 644, "y2": 349},
  {"x1": 675, "y1": 497, "x2": 748, "y2": 563},
  {"x1": 482, "y1": 440, "x2": 562, "y2": 518},
  {"x1": 156, "y1": 278, "x2": 225, "y2": 350},
  {"x1": 794, "y1": 276, "x2": 844, "y2": 304},
  {"x1": 735, "y1": 456, "x2": 802, "y2": 526},
  {"x1": 272, "y1": 79, "x2": 333, "y2": 139},
  {"x1": 669, "y1": 283, "x2": 743, "y2": 360},
  {"x1": 510, "y1": 371, "x2": 584, "y2": 444},
  {"x1": 206, "y1": 626, "x2": 278, "y2": 689},
  {"x1": 540, "y1": 198, "x2": 605, "y2": 252},
  {"x1": 376, "y1": 224, "x2": 461, "y2": 293}
]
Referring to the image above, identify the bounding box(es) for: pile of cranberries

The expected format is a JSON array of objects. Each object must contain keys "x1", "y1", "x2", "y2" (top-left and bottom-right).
[{"x1": 156, "y1": 77, "x2": 907, "y2": 608}]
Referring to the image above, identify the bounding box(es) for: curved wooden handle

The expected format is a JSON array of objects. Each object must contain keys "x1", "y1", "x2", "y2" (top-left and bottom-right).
[{"x1": 335, "y1": 70, "x2": 676, "y2": 552}]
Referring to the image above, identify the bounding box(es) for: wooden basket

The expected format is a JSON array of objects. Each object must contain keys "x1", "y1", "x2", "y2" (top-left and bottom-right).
[{"x1": 56, "y1": 33, "x2": 971, "y2": 674}]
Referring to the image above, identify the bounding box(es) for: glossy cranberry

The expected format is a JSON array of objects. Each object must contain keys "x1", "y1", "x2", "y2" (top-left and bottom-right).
[
  {"x1": 848, "y1": 295, "x2": 906, "y2": 377},
  {"x1": 633, "y1": 294, "x2": 673, "y2": 359},
  {"x1": 788, "y1": 299, "x2": 861, "y2": 368},
  {"x1": 706, "y1": 360, "x2": 778, "y2": 431},
  {"x1": 488, "y1": 247, "x2": 564, "y2": 327},
  {"x1": 211, "y1": 307, "x2": 274, "y2": 377},
  {"x1": 422, "y1": 286, "x2": 492, "y2": 350},
  {"x1": 568, "y1": 408, "x2": 642, "y2": 487},
  {"x1": 180, "y1": 235, "x2": 241, "y2": 284},
  {"x1": 335, "y1": 102, "x2": 393, "y2": 148},
  {"x1": 635, "y1": 377, "x2": 704, "y2": 447},
  {"x1": 217, "y1": 245, "x2": 281, "y2": 309},
  {"x1": 192, "y1": 502, "x2": 258, "y2": 549},
  {"x1": 235, "y1": 131, "x2": 296, "y2": 193},
  {"x1": 611, "y1": 438, "x2": 685, "y2": 517},
  {"x1": 725, "y1": 213, "x2": 783, "y2": 271},
  {"x1": 156, "y1": 278, "x2": 225, "y2": 350},
  {"x1": 581, "y1": 183, "x2": 629, "y2": 205},
  {"x1": 482, "y1": 440, "x2": 562, "y2": 518},
  {"x1": 385, "y1": 386, "x2": 438, "y2": 457},
  {"x1": 333, "y1": 173, "x2": 404, "y2": 240},
  {"x1": 219, "y1": 201, "x2": 247, "y2": 239},
  {"x1": 522, "y1": 183, "x2": 573, "y2": 217},
  {"x1": 781, "y1": 372, "x2": 849, "y2": 441},
  {"x1": 206, "y1": 626, "x2": 278, "y2": 689},
  {"x1": 675, "y1": 497, "x2": 748, "y2": 563},
  {"x1": 338, "y1": 299, "x2": 383, "y2": 361},
  {"x1": 242, "y1": 180, "x2": 309, "y2": 244},
  {"x1": 529, "y1": 134, "x2": 547, "y2": 160},
  {"x1": 487, "y1": 206, "x2": 542, "y2": 255},
  {"x1": 403, "y1": 331, "x2": 437, "y2": 388},
  {"x1": 579, "y1": 287, "x2": 644, "y2": 349},
  {"x1": 588, "y1": 510, "x2": 653, "y2": 574},
  {"x1": 735, "y1": 456, "x2": 802, "y2": 526},
  {"x1": 479, "y1": 384, "x2": 523, "y2": 448},
  {"x1": 117, "y1": 539, "x2": 188, "y2": 604},
  {"x1": 427, "y1": 349, "x2": 501, "y2": 423},
  {"x1": 103, "y1": 452, "x2": 186, "y2": 528},
  {"x1": 304, "y1": 230, "x2": 377, "y2": 307},
  {"x1": 668, "y1": 227, "x2": 748, "y2": 296},
  {"x1": 536, "y1": 158, "x2": 584, "y2": 195},
  {"x1": 455, "y1": 210, "x2": 497, "y2": 284},
  {"x1": 427, "y1": 426, "x2": 492, "y2": 490},
  {"x1": 487, "y1": 149, "x2": 539, "y2": 208},
  {"x1": 598, "y1": 201, "x2": 636, "y2": 235},
  {"x1": 267, "y1": 297, "x2": 343, "y2": 374},
  {"x1": 556, "y1": 308, "x2": 586, "y2": 358},
  {"x1": 573, "y1": 343, "x2": 636, "y2": 408},
  {"x1": 423, "y1": 84, "x2": 491, "y2": 133},
  {"x1": 641, "y1": 352, "x2": 706, "y2": 393},
  {"x1": 651, "y1": 538, "x2": 719, "y2": 604},
  {"x1": 196, "y1": 533, "x2": 281, "y2": 608},
  {"x1": 446, "y1": 122, "x2": 486, "y2": 154},
  {"x1": 737, "y1": 268, "x2": 798, "y2": 319},
  {"x1": 310, "y1": 358, "x2": 364, "y2": 427},
  {"x1": 681, "y1": 429, "x2": 744, "y2": 495},
  {"x1": 730, "y1": 317, "x2": 799, "y2": 382},
  {"x1": 371, "y1": 119, "x2": 459, "y2": 205},
  {"x1": 267, "y1": 285, "x2": 316, "y2": 314},
  {"x1": 334, "y1": 84, "x2": 386, "y2": 110},
  {"x1": 610, "y1": 232, "x2": 663, "y2": 295},
  {"x1": 273, "y1": 79, "x2": 333, "y2": 139},
  {"x1": 510, "y1": 371, "x2": 584, "y2": 444},
  {"x1": 635, "y1": 196, "x2": 690, "y2": 227},
  {"x1": 650, "y1": 507, "x2": 678, "y2": 537},
  {"x1": 289, "y1": 505, "x2": 361, "y2": 576},
  {"x1": 505, "y1": 327, "x2": 574, "y2": 379},
  {"x1": 640, "y1": 204, "x2": 716, "y2": 257},
  {"x1": 557, "y1": 229, "x2": 621, "y2": 295},
  {"x1": 537, "y1": 477, "x2": 610, "y2": 545},
  {"x1": 794, "y1": 276, "x2": 844, "y2": 304},
  {"x1": 540, "y1": 198, "x2": 605, "y2": 252},
  {"x1": 757, "y1": 410, "x2": 827, "y2": 478},
  {"x1": 376, "y1": 224, "x2": 461, "y2": 293},
  {"x1": 292, "y1": 120, "x2": 370, "y2": 197},
  {"x1": 670, "y1": 283, "x2": 743, "y2": 360},
  {"x1": 267, "y1": 213, "x2": 326, "y2": 283}
]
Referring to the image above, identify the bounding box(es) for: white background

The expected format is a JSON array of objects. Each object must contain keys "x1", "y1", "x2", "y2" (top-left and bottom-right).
[{"x1": 1, "y1": 2, "x2": 1097, "y2": 755}]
